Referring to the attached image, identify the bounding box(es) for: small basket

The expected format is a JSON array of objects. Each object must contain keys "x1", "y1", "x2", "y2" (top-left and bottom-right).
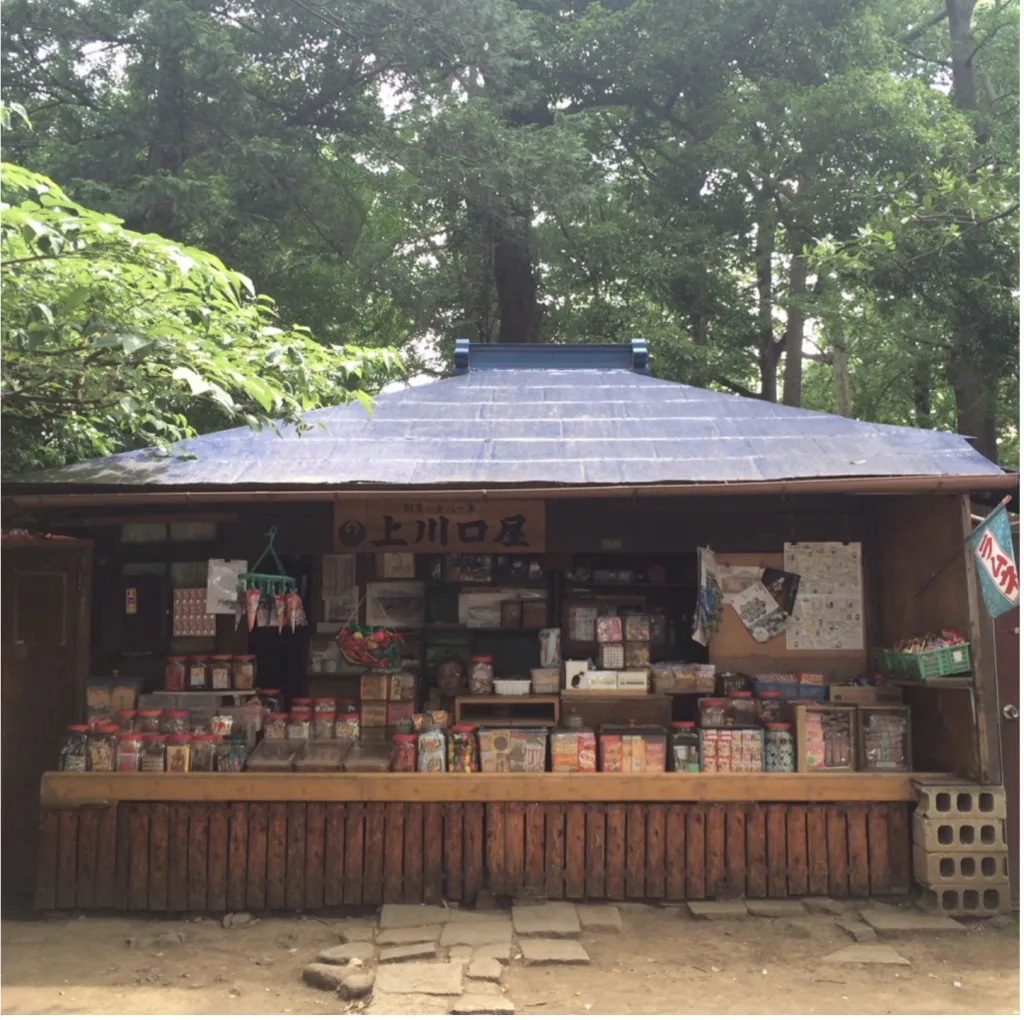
[
  {"x1": 881, "y1": 643, "x2": 971, "y2": 680},
  {"x1": 530, "y1": 668, "x2": 561, "y2": 695},
  {"x1": 494, "y1": 678, "x2": 532, "y2": 697}
]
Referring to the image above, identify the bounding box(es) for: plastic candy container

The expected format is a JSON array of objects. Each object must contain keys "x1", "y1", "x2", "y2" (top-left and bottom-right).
[
  {"x1": 417, "y1": 728, "x2": 447, "y2": 772},
  {"x1": 60, "y1": 725, "x2": 90, "y2": 771},
  {"x1": 117, "y1": 732, "x2": 142, "y2": 771},
  {"x1": 448, "y1": 725, "x2": 479, "y2": 772},
  {"x1": 764, "y1": 723, "x2": 795, "y2": 772},
  {"x1": 390, "y1": 734, "x2": 417, "y2": 772},
  {"x1": 670, "y1": 722, "x2": 700, "y2": 772}
]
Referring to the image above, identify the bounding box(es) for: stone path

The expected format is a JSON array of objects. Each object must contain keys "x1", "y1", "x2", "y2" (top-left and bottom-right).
[{"x1": 299, "y1": 896, "x2": 978, "y2": 1014}]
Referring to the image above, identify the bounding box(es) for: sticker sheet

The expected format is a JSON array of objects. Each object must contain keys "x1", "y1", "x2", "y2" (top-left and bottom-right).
[{"x1": 784, "y1": 542, "x2": 864, "y2": 650}]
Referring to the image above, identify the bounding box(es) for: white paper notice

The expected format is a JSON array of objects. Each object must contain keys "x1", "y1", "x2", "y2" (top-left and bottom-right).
[
  {"x1": 206, "y1": 559, "x2": 246, "y2": 615},
  {"x1": 784, "y1": 542, "x2": 864, "y2": 650}
]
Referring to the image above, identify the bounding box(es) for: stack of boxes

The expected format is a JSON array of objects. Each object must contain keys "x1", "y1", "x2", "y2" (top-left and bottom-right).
[
  {"x1": 359, "y1": 671, "x2": 416, "y2": 740},
  {"x1": 911, "y1": 779, "x2": 1011, "y2": 916}
]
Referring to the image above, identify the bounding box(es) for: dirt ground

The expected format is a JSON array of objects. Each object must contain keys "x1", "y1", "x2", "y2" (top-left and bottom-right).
[{"x1": 0, "y1": 905, "x2": 1018, "y2": 1016}]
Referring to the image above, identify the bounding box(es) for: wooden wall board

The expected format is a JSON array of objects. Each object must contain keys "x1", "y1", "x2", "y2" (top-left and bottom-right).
[
  {"x1": 37, "y1": 799, "x2": 912, "y2": 911},
  {"x1": 40, "y1": 771, "x2": 937, "y2": 806}
]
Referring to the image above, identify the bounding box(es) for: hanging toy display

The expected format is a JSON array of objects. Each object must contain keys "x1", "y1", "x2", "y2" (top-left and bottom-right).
[
  {"x1": 337, "y1": 623, "x2": 404, "y2": 670},
  {"x1": 236, "y1": 527, "x2": 307, "y2": 633}
]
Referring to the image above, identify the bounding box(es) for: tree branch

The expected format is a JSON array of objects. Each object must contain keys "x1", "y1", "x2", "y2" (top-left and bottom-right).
[
  {"x1": 714, "y1": 376, "x2": 760, "y2": 399},
  {"x1": 904, "y1": 8, "x2": 949, "y2": 44}
]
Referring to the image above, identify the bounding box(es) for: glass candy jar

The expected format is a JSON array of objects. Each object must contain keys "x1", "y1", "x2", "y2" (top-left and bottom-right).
[{"x1": 764, "y1": 723, "x2": 795, "y2": 772}]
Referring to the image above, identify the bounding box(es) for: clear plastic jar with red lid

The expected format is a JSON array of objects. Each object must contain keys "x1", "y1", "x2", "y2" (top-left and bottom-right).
[
  {"x1": 88, "y1": 725, "x2": 119, "y2": 772},
  {"x1": 264, "y1": 712, "x2": 288, "y2": 740},
  {"x1": 165, "y1": 656, "x2": 187, "y2": 692},
  {"x1": 390, "y1": 733, "x2": 417, "y2": 772},
  {"x1": 448, "y1": 725, "x2": 479, "y2": 772},
  {"x1": 470, "y1": 655, "x2": 494, "y2": 695},
  {"x1": 140, "y1": 733, "x2": 167, "y2": 772},
  {"x1": 210, "y1": 655, "x2": 233, "y2": 691},
  {"x1": 188, "y1": 656, "x2": 209, "y2": 691},
  {"x1": 233, "y1": 655, "x2": 257, "y2": 690},
  {"x1": 190, "y1": 734, "x2": 219, "y2": 772},
  {"x1": 163, "y1": 709, "x2": 190, "y2": 735},
  {"x1": 165, "y1": 734, "x2": 191, "y2": 772},
  {"x1": 115, "y1": 708, "x2": 138, "y2": 732},
  {"x1": 670, "y1": 721, "x2": 700, "y2": 773},
  {"x1": 117, "y1": 732, "x2": 142, "y2": 771},
  {"x1": 60, "y1": 725, "x2": 90, "y2": 771}
]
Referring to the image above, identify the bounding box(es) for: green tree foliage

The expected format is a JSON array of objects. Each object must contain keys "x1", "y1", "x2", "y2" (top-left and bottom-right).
[
  {"x1": 2, "y1": 0, "x2": 1018, "y2": 468},
  {"x1": 1, "y1": 161, "x2": 400, "y2": 475}
]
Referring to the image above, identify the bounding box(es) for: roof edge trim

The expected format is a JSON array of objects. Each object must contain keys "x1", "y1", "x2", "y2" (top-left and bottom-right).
[{"x1": 452, "y1": 339, "x2": 650, "y2": 374}]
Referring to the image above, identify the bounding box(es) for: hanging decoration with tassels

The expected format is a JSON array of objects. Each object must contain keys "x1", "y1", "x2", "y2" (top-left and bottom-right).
[{"x1": 236, "y1": 527, "x2": 306, "y2": 632}]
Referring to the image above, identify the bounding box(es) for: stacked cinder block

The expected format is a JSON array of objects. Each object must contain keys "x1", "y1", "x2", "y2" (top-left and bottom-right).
[{"x1": 911, "y1": 779, "x2": 1010, "y2": 916}]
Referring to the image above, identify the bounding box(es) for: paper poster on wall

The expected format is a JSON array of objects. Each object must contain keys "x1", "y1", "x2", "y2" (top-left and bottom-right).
[
  {"x1": 784, "y1": 542, "x2": 864, "y2": 650},
  {"x1": 366, "y1": 581, "x2": 425, "y2": 628},
  {"x1": 732, "y1": 581, "x2": 790, "y2": 643},
  {"x1": 206, "y1": 559, "x2": 247, "y2": 615}
]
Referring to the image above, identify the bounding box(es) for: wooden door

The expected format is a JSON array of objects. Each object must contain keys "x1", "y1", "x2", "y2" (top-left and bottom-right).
[
  {"x1": 994, "y1": 604, "x2": 1019, "y2": 901},
  {"x1": 1, "y1": 540, "x2": 92, "y2": 915}
]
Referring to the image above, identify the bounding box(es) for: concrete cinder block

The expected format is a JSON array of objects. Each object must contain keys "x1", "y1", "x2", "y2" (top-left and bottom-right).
[
  {"x1": 913, "y1": 881, "x2": 1012, "y2": 918},
  {"x1": 912, "y1": 845, "x2": 1009, "y2": 886},
  {"x1": 912, "y1": 812, "x2": 1007, "y2": 853},
  {"x1": 913, "y1": 781, "x2": 1006, "y2": 820}
]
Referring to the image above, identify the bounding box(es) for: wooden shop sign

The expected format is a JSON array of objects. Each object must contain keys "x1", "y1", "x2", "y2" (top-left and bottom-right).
[{"x1": 334, "y1": 499, "x2": 546, "y2": 553}]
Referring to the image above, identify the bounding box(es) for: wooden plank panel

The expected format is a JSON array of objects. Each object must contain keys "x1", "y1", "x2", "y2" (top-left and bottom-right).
[
  {"x1": 422, "y1": 804, "x2": 443, "y2": 905},
  {"x1": 545, "y1": 805, "x2": 565, "y2": 900},
  {"x1": 806, "y1": 805, "x2": 828, "y2": 896},
  {"x1": 887, "y1": 804, "x2": 911, "y2": 893},
  {"x1": 625, "y1": 804, "x2": 646, "y2": 900},
  {"x1": 94, "y1": 805, "x2": 118, "y2": 909},
  {"x1": 362, "y1": 803, "x2": 385, "y2": 905},
  {"x1": 685, "y1": 806, "x2": 706, "y2": 900},
  {"x1": 867, "y1": 804, "x2": 891, "y2": 895},
  {"x1": 826, "y1": 806, "x2": 849, "y2": 898},
  {"x1": 305, "y1": 803, "x2": 326, "y2": 910},
  {"x1": 382, "y1": 802, "x2": 404, "y2": 904},
  {"x1": 147, "y1": 803, "x2": 169, "y2": 912},
  {"x1": 246, "y1": 803, "x2": 268, "y2": 910},
  {"x1": 56, "y1": 810, "x2": 78, "y2": 910},
  {"x1": 167, "y1": 804, "x2": 189, "y2": 912},
  {"x1": 403, "y1": 804, "x2": 424, "y2": 905},
  {"x1": 524, "y1": 804, "x2": 545, "y2": 897},
  {"x1": 705, "y1": 805, "x2": 726, "y2": 899},
  {"x1": 342, "y1": 803, "x2": 364, "y2": 906},
  {"x1": 286, "y1": 803, "x2": 307, "y2": 910},
  {"x1": 585, "y1": 806, "x2": 606, "y2": 900},
  {"x1": 324, "y1": 804, "x2": 345, "y2": 907},
  {"x1": 745, "y1": 805, "x2": 767, "y2": 899},
  {"x1": 128, "y1": 805, "x2": 150, "y2": 912},
  {"x1": 846, "y1": 806, "x2": 870, "y2": 897},
  {"x1": 485, "y1": 803, "x2": 504, "y2": 898},
  {"x1": 605, "y1": 805, "x2": 626, "y2": 901},
  {"x1": 786, "y1": 806, "x2": 808, "y2": 897},
  {"x1": 207, "y1": 803, "x2": 229, "y2": 913},
  {"x1": 445, "y1": 804, "x2": 465, "y2": 903},
  {"x1": 228, "y1": 803, "x2": 248, "y2": 911},
  {"x1": 765, "y1": 805, "x2": 788, "y2": 900},
  {"x1": 664, "y1": 805, "x2": 686, "y2": 901},
  {"x1": 463, "y1": 803, "x2": 484, "y2": 905},
  {"x1": 723, "y1": 806, "x2": 746, "y2": 899},
  {"x1": 75, "y1": 808, "x2": 99, "y2": 910},
  {"x1": 34, "y1": 810, "x2": 59, "y2": 911},
  {"x1": 187, "y1": 804, "x2": 209, "y2": 912},
  {"x1": 266, "y1": 803, "x2": 287, "y2": 910},
  {"x1": 565, "y1": 805, "x2": 586, "y2": 900},
  {"x1": 646, "y1": 805, "x2": 666, "y2": 900},
  {"x1": 39, "y1": 769, "x2": 936, "y2": 805},
  {"x1": 114, "y1": 804, "x2": 131, "y2": 911},
  {"x1": 505, "y1": 803, "x2": 526, "y2": 897}
]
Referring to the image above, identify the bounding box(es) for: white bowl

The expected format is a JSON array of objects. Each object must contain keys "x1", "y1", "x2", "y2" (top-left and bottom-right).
[{"x1": 493, "y1": 679, "x2": 532, "y2": 697}]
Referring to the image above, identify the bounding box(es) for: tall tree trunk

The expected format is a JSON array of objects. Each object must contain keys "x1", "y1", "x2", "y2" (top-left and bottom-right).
[
  {"x1": 944, "y1": 0, "x2": 999, "y2": 461},
  {"x1": 492, "y1": 209, "x2": 543, "y2": 344},
  {"x1": 912, "y1": 354, "x2": 933, "y2": 430},
  {"x1": 825, "y1": 313, "x2": 852, "y2": 417},
  {"x1": 781, "y1": 251, "x2": 808, "y2": 407},
  {"x1": 142, "y1": 44, "x2": 187, "y2": 237},
  {"x1": 755, "y1": 193, "x2": 780, "y2": 401}
]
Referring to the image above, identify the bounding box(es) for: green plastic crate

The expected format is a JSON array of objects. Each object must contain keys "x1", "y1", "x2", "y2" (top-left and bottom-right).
[
  {"x1": 873, "y1": 648, "x2": 898, "y2": 674},
  {"x1": 892, "y1": 643, "x2": 972, "y2": 680}
]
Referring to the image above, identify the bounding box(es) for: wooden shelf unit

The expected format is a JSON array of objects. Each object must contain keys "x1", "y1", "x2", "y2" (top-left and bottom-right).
[{"x1": 454, "y1": 694, "x2": 560, "y2": 728}]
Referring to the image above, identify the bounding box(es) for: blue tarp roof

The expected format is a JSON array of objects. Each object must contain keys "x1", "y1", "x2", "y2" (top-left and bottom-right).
[{"x1": 13, "y1": 365, "x2": 1007, "y2": 490}]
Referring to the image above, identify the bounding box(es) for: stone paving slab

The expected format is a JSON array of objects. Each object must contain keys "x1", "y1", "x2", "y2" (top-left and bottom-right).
[
  {"x1": 467, "y1": 957, "x2": 503, "y2": 982},
  {"x1": 379, "y1": 943, "x2": 438, "y2": 964},
  {"x1": 745, "y1": 900, "x2": 807, "y2": 918},
  {"x1": 575, "y1": 904, "x2": 623, "y2": 933},
  {"x1": 333, "y1": 922, "x2": 378, "y2": 942},
  {"x1": 685, "y1": 901, "x2": 749, "y2": 921},
  {"x1": 821, "y1": 945, "x2": 911, "y2": 965},
  {"x1": 860, "y1": 907, "x2": 965, "y2": 934},
  {"x1": 803, "y1": 897, "x2": 847, "y2": 916},
  {"x1": 303, "y1": 963, "x2": 351, "y2": 990},
  {"x1": 512, "y1": 903, "x2": 581, "y2": 938},
  {"x1": 380, "y1": 905, "x2": 452, "y2": 929},
  {"x1": 440, "y1": 920, "x2": 514, "y2": 948},
  {"x1": 837, "y1": 921, "x2": 877, "y2": 943},
  {"x1": 448, "y1": 946, "x2": 474, "y2": 962},
  {"x1": 474, "y1": 942, "x2": 513, "y2": 963},
  {"x1": 374, "y1": 962, "x2": 465, "y2": 996},
  {"x1": 365, "y1": 993, "x2": 456, "y2": 1015},
  {"x1": 519, "y1": 938, "x2": 591, "y2": 965},
  {"x1": 451, "y1": 993, "x2": 515, "y2": 1014},
  {"x1": 316, "y1": 942, "x2": 376, "y2": 965},
  {"x1": 377, "y1": 925, "x2": 443, "y2": 946}
]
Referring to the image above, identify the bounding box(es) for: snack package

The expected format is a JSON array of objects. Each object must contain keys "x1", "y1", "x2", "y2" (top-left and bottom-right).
[
  {"x1": 274, "y1": 593, "x2": 287, "y2": 633},
  {"x1": 245, "y1": 589, "x2": 260, "y2": 632}
]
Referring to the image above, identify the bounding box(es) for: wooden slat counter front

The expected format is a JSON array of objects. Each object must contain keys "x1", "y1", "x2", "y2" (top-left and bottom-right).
[{"x1": 37, "y1": 771, "x2": 938, "y2": 913}]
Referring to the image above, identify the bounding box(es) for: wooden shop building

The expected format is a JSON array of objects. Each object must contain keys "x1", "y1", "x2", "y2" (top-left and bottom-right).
[{"x1": 3, "y1": 340, "x2": 1018, "y2": 916}]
